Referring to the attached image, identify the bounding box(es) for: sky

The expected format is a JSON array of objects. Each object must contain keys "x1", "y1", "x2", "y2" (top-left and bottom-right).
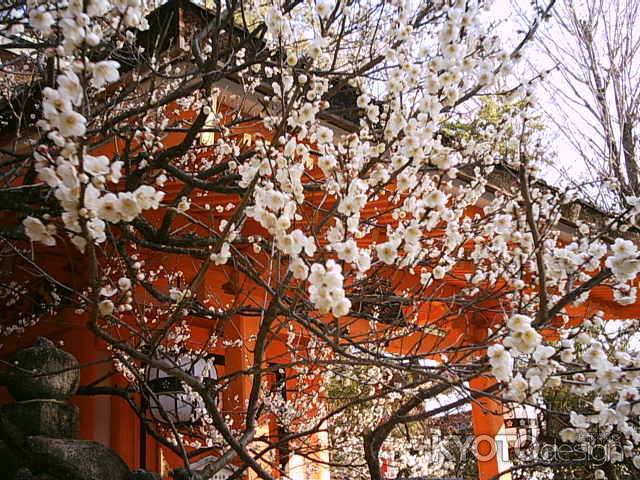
[{"x1": 486, "y1": 0, "x2": 596, "y2": 190}]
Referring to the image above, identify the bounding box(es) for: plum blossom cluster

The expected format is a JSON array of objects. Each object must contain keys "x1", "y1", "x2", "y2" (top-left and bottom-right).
[
  {"x1": 550, "y1": 318, "x2": 640, "y2": 455},
  {"x1": 492, "y1": 309, "x2": 640, "y2": 463},
  {"x1": 606, "y1": 238, "x2": 640, "y2": 283},
  {"x1": 490, "y1": 314, "x2": 556, "y2": 400},
  {"x1": 22, "y1": 1, "x2": 163, "y2": 251},
  {"x1": 27, "y1": 0, "x2": 148, "y2": 46},
  {"x1": 308, "y1": 261, "x2": 351, "y2": 317}
]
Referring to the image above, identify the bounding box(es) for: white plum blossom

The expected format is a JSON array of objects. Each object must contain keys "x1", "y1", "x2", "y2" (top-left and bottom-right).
[
  {"x1": 493, "y1": 214, "x2": 512, "y2": 234},
  {"x1": 86, "y1": 218, "x2": 106, "y2": 244},
  {"x1": 263, "y1": 6, "x2": 286, "y2": 36},
  {"x1": 376, "y1": 241, "x2": 399, "y2": 265},
  {"x1": 57, "y1": 72, "x2": 83, "y2": 106},
  {"x1": 506, "y1": 314, "x2": 532, "y2": 333},
  {"x1": 570, "y1": 411, "x2": 591, "y2": 429},
  {"x1": 355, "y1": 250, "x2": 372, "y2": 273},
  {"x1": 37, "y1": 167, "x2": 60, "y2": 188},
  {"x1": 177, "y1": 196, "x2": 191, "y2": 213},
  {"x1": 83, "y1": 154, "x2": 111, "y2": 177},
  {"x1": 210, "y1": 243, "x2": 231, "y2": 265},
  {"x1": 23, "y1": 217, "x2": 56, "y2": 246},
  {"x1": 504, "y1": 327, "x2": 542, "y2": 354},
  {"x1": 316, "y1": 126, "x2": 333, "y2": 144},
  {"x1": 134, "y1": 186, "x2": 164, "y2": 210},
  {"x1": 98, "y1": 299, "x2": 114, "y2": 316},
  {"x1": 505, "y1": 373, "x2": 528, "y2": 401},
  {"x1": 90, "y1": 60, "x2": 120, "y2": 89},
  {"x1": 432, "y1": 265, "x2": 446, "y2": 279},
  {"x1": 117, "y1": 192, "x2": 141, "y2": 222},
  {"x1": 583, "y1": 343, "x2": 608, "y2": 369},
  {"x1": 118, "y1": 277, "x2": 132, "y2": 291},
  {"x1": 29, "y1": 7, "x2": 55, "y2": 34},
  {"x1": 532, "y1": 345, "x2": 555, "y2": 363},
  {"x1": 316, "y1": 0, "x2": 333, "y2": 19},
  {"x1": 404, "y1": 224, "x2": 422, "y2": 244},
  {"x1": 289, "y1": 258, "x2": 309, "y2": 280},
  {"x1": 424, "y1": 189, "x2": 447, "y2": 210},
  {"x1": 277, "y1": 229, "x2": 316, "y2": 257},
  {"x1": 613, "y1": 285, "x2": 637, "y2": 305},
  {"x1": 57, "y1": 111, "x2": 87, "y2": 137},
  {"x1": 334, "y1": 239, "x2": 359, "y2": 263},
  {"x1": 487, "y1": 344, "x2": 513, "y2": 383},
  {"x1": 97, "y1": 193, "x2": 122, "y2": 223}
]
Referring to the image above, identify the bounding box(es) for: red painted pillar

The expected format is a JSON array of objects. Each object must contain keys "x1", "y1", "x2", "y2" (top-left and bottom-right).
[
  {"x1": 463, "y1": 319, "x2": 511, "y2": 480},
  {"x1": 223, "y1": 314, "x2": 260, "y2": 478},
  {"x1": 470, "y1": 376, "x2": 510, "y2": 480}
]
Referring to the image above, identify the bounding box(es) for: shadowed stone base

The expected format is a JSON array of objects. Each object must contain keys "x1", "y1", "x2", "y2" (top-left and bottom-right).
[
  {"x1": 0, "y1": 439, "x2": 21, "y2": 477},
  {"x1": 1, "y1": 400, "x2": 79, "y2": 439},
  {"x1": 26, "y1": 436, "x2": 130, "y2": 480}
]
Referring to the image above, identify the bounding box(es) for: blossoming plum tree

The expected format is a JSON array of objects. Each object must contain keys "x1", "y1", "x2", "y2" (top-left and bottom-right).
[{"x1": 1, "y1": 0, "x2": 640, "y2": 479}]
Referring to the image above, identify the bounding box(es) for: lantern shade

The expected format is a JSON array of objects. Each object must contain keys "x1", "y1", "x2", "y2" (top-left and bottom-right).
[
  {"x1": 503, "y1": 403, "x2": 540, "y2": 450},
  {"x1": 146, "y1": 353, "x2": 220, "y2": 424},
  {"x1": 187, "y1": 455, "x2": 234, "y2": 480},
  {"x1": 209, "y1": 467, "x2": 233, "y2": 480}
]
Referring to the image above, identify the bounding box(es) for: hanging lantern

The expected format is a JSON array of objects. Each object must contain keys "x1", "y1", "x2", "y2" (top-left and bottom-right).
[
  {"x1": 503, "y1": 403, "x2": 541, "y2": 450},
  {"x1": 146, "y1": 352, "x2": 223, "y2": 424}
]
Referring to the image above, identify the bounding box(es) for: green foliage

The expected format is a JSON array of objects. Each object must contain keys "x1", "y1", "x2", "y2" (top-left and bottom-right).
[{"x1": 441, "y1": 97, "x2": 545, "y2": 161}]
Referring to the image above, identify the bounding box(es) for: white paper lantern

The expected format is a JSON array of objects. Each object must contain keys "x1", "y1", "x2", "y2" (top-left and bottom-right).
[
  {"x1": 146, "y1": 353, "x2": 220, "y2": 424},
  {"x1": 503, "y1": 403, "x2": 540, "y2": 450}
]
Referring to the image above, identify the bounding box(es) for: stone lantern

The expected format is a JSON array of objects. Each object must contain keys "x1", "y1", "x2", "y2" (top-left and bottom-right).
[
  {"x1": 0, "y1": 337, "x2": 142, "y2": 480},
  {"x1": 2, "y1": 337, "x2": 80, "y2": 438}
]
